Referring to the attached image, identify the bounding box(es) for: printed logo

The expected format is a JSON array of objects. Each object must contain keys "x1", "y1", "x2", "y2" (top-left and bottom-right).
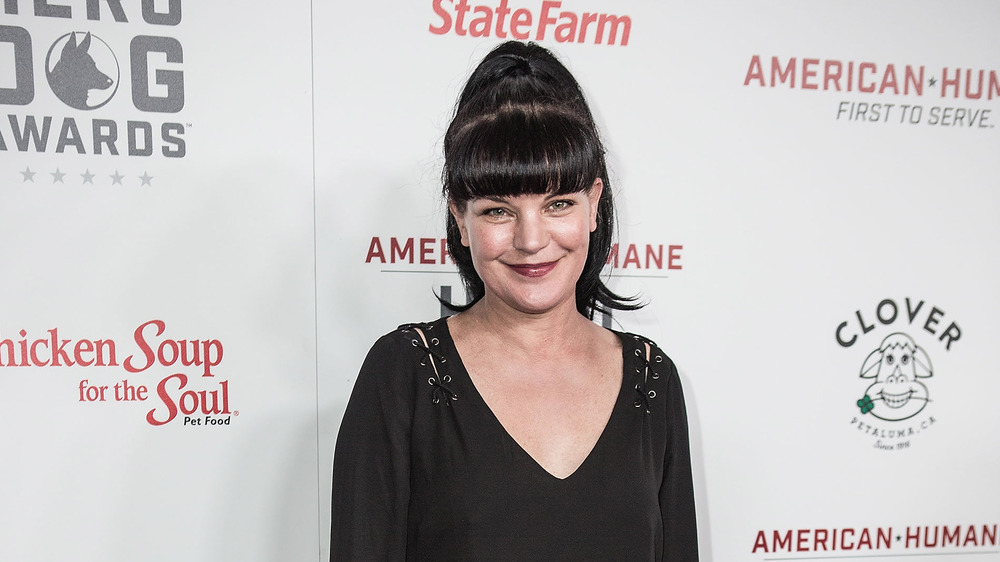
[
  {"x1": 429, "y1": 0, "x2": 632, "y2": 46},
  {"x1": 2, "y1": 2, "x2": 187, "y2": 189},
  {"x1": 856, "y1": 332, "x2": 932, "y2": 422},
  {"x1": 743, "y1": 55, "x2": 998, "y2": 129},
  {"x1": 0, "y1": 319, "x2": 236, "y2": 428},
  {"x1": 751, "y1": 523, "x2": 998, "y2": 557},
  {"x1": 45, "y1": 31, "x2": 120, "y2": 110},
  {"x1": 836, "y1": 297, "x2": 960, "y2": 450}
]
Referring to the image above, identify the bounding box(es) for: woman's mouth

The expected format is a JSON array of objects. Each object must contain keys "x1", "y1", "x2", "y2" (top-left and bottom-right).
[{"x1": 508, "y1": 261, "x2": 557, "y2": 277}]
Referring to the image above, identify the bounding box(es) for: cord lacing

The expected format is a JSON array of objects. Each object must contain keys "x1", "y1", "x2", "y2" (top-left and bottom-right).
[
  {"x1": 631, "y1": 336, "x2": 661, "y2": 414},
  {"x1": 403, "y1": 326, "x2": 458, "y2": 405}
]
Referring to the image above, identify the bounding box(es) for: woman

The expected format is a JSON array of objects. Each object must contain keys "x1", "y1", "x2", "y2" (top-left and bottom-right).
[{"x1": 331, "y1": 41, "x2": 698, "y2": 561}]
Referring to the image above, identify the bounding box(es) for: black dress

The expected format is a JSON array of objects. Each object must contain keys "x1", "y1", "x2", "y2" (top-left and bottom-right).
[{"x1": 331, "y1": 318, "x2": 698, "y2": 561}]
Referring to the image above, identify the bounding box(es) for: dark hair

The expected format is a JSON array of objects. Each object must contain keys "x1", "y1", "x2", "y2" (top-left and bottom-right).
[{"x1": 442, "y1": 41, "x2": 639, "y2": 319}]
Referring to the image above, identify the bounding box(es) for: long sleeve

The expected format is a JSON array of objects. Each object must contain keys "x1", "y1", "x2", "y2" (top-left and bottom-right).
[
  {"x1": 331, "y1": 333, "x2": 414, "y2": 561},
  {"x1": 660, "y1": 360, "x2": 699, "y2": 561}
]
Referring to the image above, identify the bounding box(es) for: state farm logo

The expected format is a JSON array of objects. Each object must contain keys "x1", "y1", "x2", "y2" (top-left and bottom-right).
[
  {"x1": 836, "y1": 297, "x2": 961, "y2": 450},
  {"x1": 45, "y1": 31, "x2": 120, "y2": 110},
  {"x1": 429, "y1": 0, "x2": 631, "y2": 46}
]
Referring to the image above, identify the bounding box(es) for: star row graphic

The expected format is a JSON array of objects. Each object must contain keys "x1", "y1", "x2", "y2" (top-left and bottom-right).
[{"x1": 18, "y1": 167, "x2": 154, "y2": 187}]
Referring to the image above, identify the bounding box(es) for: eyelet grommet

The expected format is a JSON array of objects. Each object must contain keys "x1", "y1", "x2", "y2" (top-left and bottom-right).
[
  {"x1": 634, "y1": 349, "x2": 642, "y2": 357},
  {"x1": 427, "y1": 378, "x2": 435, "y2": 385},
  {"x1": 443, "y1": 375, "x2": 452, "y2": 383},
  {"x1": 647, "y1": 390, "x2": 656, "y2": 399},
  {"x1": 431, "y1": 337, "x2": 440, "y2": 346},
  {"x1": 633, "y1": 400, "x2": 642, "y2": 408},
  {"x1": 411, "y1": 340, "x2": 419, "y2": 347},
  {"x1": 655, "y1": 356, "x2": 663, "y2": 363},
  {"x1": 432, "y1": 397, "x2": 440, "y2": 404},
  {"x1": 651, "y1": 372, "x2": 660, "y2": 379}
]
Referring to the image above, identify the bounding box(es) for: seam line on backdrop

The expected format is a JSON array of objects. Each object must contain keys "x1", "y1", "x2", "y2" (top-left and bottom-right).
[{"x1": 310, "y1": 1, "x2": 322, "y2": 560}]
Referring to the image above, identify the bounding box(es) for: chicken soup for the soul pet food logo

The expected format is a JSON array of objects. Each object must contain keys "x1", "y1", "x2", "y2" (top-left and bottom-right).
[
  {"x1": 836, "y1": 297, "x2": 961, "y2": 450},
  {"x1": 1, "y1": 1, "x2": 186, "y2": 189},
  {"x1": 0, "y1": 320, "x2": 235, "y2": 427},
  {"x1": 744, "y1": 55, "x2": 997, "y2": 129}
]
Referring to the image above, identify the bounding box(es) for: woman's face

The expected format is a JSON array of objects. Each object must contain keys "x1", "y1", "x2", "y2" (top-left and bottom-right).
[{"x1": 450, "y1": 180, "x2": 602, "y2": 316}]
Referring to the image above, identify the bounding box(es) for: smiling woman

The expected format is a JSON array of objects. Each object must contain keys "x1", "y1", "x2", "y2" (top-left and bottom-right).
[{"x1": 330, "y1": 41, "x2": 698, "y2": 561}]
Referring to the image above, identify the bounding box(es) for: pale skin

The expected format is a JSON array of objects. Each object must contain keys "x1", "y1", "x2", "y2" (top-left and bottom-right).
[{"x1": 447, "y1": 179, "x2": 623, "y2": 479}]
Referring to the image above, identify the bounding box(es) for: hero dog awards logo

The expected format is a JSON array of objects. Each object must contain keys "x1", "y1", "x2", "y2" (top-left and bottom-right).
[
  {"x1": 836, "y1": 297, "x2": 961, "y2": 450},
  {"x1": 1, "y1": 1, "x2": 186, "y2": 188}
]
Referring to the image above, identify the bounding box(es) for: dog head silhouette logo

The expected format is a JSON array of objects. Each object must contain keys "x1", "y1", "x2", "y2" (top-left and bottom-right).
[{"x1": 45, "y1": 31, "x2": 120, "y2": 110}]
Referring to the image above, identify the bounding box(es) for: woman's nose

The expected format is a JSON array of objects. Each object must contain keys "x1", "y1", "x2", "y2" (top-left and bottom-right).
[{"x1": 512, "y1": 214, "x2": 549, "y2": 253}]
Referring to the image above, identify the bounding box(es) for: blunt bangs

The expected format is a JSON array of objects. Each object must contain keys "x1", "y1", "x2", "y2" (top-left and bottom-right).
[{"x1": 445, "y1": 103, "x2": 604, "y2": 205}]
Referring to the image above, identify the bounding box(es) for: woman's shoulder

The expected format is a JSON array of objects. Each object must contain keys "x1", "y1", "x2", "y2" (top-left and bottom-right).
[
  {"x1": 613, "y1": 330, "x2": 677, "y2": 372},
  {"x1": 355, "y1": 317, "x2": 453, "y2": 393}
]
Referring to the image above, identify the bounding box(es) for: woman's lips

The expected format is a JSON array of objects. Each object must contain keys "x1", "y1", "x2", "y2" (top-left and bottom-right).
[{"x1": 507, "y1": 261, "x2": 557, "y2": 277}]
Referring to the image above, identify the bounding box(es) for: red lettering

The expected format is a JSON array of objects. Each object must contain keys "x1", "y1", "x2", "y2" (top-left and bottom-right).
[
  {"x1": 126, "y1": 319, "x2": 163, "y2": 373},
  {"x1": 771, "y1": 56, "x2": 795, "y2": 87},
  {"x1": 365, "y1": 236, "x2": 386, "y2": 263},
  {"x1": 74, "y1": 339, "x2": 94, "y2": 367},
  {"x1": 744, "y1": 55, "x2": 765, "y2": 86},
  {"x1": 536, "y1": 0, "x2": 560, "y2": 40},
  {"x1": 859, "y1": 62, "x2": 876, "y2": 93},
  {"x1": 801, "y1": 58, "x2": 819, "y2": 90},
  {"x1": 428, "y1": 0, "x2": 451, "y2": 34},
  {"x1": 420, "y1": 237, "x2": 435, "y2": 264},
  {"x1": 510, "y1": 8, "x2": 531, "y2": 39},
  {"x1": 668, "y1": 245, "x2": 682, "y2": 270},
  {"x1": 941, "y1": 67, "x2": 960, "y2": 98},
  {"x1": 751, "y1": 530, "x2": 769, "y2": 553}
]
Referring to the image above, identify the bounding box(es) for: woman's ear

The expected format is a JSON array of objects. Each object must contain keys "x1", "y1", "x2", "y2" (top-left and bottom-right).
[
  {"x1": 449, "y1": 200, "x2": 470, "y2": 247},
  {"x1": 588, "y1": 178, "x2": 604, "y2": 232}
]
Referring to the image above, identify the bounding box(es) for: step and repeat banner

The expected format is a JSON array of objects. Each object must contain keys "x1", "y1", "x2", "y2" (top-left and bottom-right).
[{"x1": 4, "y1": 1, "x2": 999, "y2": 561}]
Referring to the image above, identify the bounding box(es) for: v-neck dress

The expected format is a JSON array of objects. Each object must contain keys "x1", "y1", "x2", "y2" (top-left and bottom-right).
[{"x1": 331, "y1": 318, "x2": 698, "y2": 561}]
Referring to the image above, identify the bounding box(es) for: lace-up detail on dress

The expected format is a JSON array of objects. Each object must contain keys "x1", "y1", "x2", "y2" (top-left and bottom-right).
[
  {"x1": 631, "y1": 335, "x2": 662, "y2": 414},
  {"x1": 402, "y1": 324, "x2": 458, "y2": 405}
]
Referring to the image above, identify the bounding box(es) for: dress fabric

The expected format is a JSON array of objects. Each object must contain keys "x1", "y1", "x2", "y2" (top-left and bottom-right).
[{"x1": 331, "y1": 317, "x2": 698, "y2": 561}]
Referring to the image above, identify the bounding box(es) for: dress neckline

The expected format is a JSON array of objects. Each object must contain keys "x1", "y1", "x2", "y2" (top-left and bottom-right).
[{"x1": 434, "y1": 317, "x2": 630, "y2": 481}]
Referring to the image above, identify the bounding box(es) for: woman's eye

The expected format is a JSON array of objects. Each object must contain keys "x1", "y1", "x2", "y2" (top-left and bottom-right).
[
  {"x1": 484, "y1": 208, "x2": 507, "y2": 218},
  {"x1": 549, "y1": 200, "x2": 572, "y2": 211}
]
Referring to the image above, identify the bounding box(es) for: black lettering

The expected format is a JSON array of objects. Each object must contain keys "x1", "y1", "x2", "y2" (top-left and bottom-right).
[
  {"x1": 141, "y1": 0, "x2": 181, "y2": 25},
  {"x1": 34, "y1": 0, "x2": 71, "y2": 18},
  {"x1": 127, "y1": 120, "x2": 153, "y2": 156},
  {"x1": 836, "y1": 321, "x2": 857, "y2": 347},
  {"x1": 92, "y1": 118, "x2": 119, "y2": 155},
  {"x1": 161, "y1": 122, "x2": 185, "y2": 157},
  {"x1": 86, "y1": 0, "x2": 127, "y2": 22},
  {"x1": 876, "y1": 298, "x2": 898, "y2": 324},
  {"x1": 0, "y1": 25, "x2": 34, "y2": 105},
  {"x1": 131, "y1": 36, "x2": 184, "y2": 113},
  {"x1": 55, "y1": 117, "x2": 85, "y2": 153},
  {"x1": 905, "y1": 298, "x2": 924, "y2": 323}
]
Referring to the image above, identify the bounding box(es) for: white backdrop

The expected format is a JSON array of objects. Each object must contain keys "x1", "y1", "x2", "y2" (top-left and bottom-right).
[{"x1": 2, "y1": 1, "x2": 999, "y2": 560}]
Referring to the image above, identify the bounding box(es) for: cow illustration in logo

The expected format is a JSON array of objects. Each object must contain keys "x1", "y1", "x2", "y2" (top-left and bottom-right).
[
  {"x1": 856, "y1": 332, "x2": 932, "y2": 421},
  {"x1": 45, "y1": 32, "x2": 119, "y2": 110}
]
